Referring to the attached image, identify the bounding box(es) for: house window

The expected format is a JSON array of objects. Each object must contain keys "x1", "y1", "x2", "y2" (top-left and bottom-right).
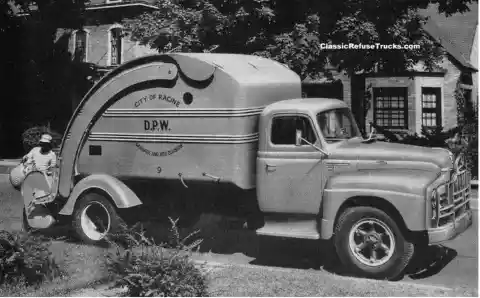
[
  {"x1": 373, "y1": 87, "x2": 408, "y2": 129},
  {"x1": 110, "y1": 27, "x2": 123, "y2": 66},
  {"x1": 73, "y1": 30, "x2": 87, "y2": 62},
  {"x1": 421, "y1": 87, "x2": 442, "y2": 128},
  {"x1": 271, "y1": 115, "x2": 317, "y2": 145},
  {"x1": 460, "y1": 72, "x2": 473, "y2": 85},
  {"x1": 463, "y1": 89, "x2": 473, "y2": 110}
]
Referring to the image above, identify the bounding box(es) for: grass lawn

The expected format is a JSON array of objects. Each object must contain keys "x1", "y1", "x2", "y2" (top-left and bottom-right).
[
  {"x1": 0, "y1": 239, "x2": 477, "y2": 297},
  {"x1": 0, "y1": 241, "x2": 112, "y2": 297},
  {"x1": 205, "y1": 263, "x2": 478, "y2": 297}
]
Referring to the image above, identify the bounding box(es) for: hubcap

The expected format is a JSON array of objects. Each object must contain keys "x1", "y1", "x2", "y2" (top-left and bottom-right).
[
  {"x1": 80, "y1": 202, "x2": 111, "y2": 241},
  {"x1": 348, "y1": 218, "x2": 395, "y2": 267}
]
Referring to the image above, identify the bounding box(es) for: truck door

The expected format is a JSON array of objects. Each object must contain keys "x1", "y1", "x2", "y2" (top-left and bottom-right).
[{"x1": 257, "y1": 114, "x2": 327, "y2": 214}]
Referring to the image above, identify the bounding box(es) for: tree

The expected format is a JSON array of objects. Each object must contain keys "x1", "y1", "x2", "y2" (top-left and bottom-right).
[
  {"x1": 0, "y1": 0, "x2": 90, "y2": 157},
  {"x1": 123, "y1": 0, "x2": 477, "y2": 80}
]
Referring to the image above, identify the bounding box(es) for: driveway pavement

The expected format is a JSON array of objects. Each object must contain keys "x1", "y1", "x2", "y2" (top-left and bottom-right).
[{"x1": 0, "y1": 168, "x2": 477, "y2": 291}]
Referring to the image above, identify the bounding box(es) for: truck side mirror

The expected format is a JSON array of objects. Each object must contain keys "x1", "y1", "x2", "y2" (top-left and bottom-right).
[
  {"x1": 295, "y1": 128, "x2": 329, "y2": 156},
  {"x1": 295, "y1": 129, "x2": 303, "y2": 146},
  {"x1": 361, "y1": 122, "x2": 377, "y2": 143}
]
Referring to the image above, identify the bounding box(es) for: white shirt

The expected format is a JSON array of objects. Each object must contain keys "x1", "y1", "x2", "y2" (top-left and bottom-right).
[{"x1": 25, "y1": 147, "x2": 57, "y2": 172}]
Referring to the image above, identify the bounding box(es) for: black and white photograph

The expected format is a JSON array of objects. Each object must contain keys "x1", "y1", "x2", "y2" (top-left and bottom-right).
[{"x1": 0, "y1": 0, "x2": 478, "y2": 296}]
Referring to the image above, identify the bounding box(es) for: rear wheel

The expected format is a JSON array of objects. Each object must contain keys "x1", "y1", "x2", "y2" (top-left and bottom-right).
[
  {"x1": 72, "y1": 192, "x2": 121, "y2": 244},
  {"x1": 334, "y1": 206, "x2": 414, "y2": 280}
]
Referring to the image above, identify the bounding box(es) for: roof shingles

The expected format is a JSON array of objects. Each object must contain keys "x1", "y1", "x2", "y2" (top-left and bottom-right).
[{"x1": 419, "y1": 3, "x2": 478, "y2": 70}]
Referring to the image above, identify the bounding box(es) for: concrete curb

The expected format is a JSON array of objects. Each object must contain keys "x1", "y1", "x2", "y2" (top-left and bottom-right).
[
  {"x1": 0, "y1": 159, "x2": 21, "y2": 165},
  {"x1": 0, "y1": 160, "x2": 19, "y2": 166}
]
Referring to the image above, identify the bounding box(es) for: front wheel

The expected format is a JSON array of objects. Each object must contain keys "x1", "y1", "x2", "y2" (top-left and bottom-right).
[
  {"x1": 334, "y1": 206, "x2": 414, "y2": 280},
  {"x1": 72, "y1": 193, "x2": 121, "y2": 244}
]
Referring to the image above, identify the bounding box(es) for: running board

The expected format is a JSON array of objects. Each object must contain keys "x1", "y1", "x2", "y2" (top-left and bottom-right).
[{"x1": 256, "y1": 217, "x2": 320, "y2": 240}]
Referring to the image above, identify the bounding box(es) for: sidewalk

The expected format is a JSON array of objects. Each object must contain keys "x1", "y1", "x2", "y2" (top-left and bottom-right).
[{"x1": 0, "y1": 159, "x2": 20, "y2": 174}]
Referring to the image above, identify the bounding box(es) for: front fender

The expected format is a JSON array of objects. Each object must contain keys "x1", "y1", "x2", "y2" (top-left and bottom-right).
[
  {"x1": 58, "y1": 173, "x2": 143, "y2": 215},
  {"x1": 319, "y1": 170, "x2": 436, "y2": 239}
]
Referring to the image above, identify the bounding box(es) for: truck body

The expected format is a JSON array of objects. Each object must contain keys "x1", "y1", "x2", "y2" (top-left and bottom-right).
[
  {"x1": 20, "y1": 53, "x2": 473, "y2": 280},
  {"x1": 74, "y1": 53, "x2": 300, "y2": 190}
]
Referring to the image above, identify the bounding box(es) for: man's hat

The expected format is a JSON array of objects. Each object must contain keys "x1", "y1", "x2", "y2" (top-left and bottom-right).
[{"x1": 39, "y1": 134, "x2": 52, "y2": 144}]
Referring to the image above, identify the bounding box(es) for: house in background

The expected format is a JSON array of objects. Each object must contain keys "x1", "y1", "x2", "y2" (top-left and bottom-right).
[
  {"x1": 16, "y1": 0, "x2": 477, "y2": 132},
  {"x1": 307, "y1": 3, "x2": 478, "y2": 134},
  {"x1": 55, "y1": 0, "x2": 159, "y2": 109},
  {"x1": 363, "y1": 3, "x2": 478, "y2": 134},
  {"x1": 302, "y1": 65, "x2": 353, "y2": 113},
  {"x1": 61, "y1": 0, "x2": 158, "y2": 67}
]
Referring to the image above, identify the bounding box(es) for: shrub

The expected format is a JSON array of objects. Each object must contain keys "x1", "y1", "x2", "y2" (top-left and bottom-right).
[
  {"x1": 0, "y1": 229, "x2": 61, "y2": 286},
  {"x1": 455, "y1": 123, "x2": 478, "y2": 179},
  {"x1": 105, "y1": 218, "x2": 208, "y2": 297},
  {"x1": 372, "y1": 123, "x2": 456, "y2": 147},
  {"x1": 0, "y1": 276, "x2": 30, "y2": 297},
  {"x1": 21, "y1": 126, "x2": 63, "y2": 154},
  {"x1": 373, "y1": 123, "x2": 478, "y2": 179}
]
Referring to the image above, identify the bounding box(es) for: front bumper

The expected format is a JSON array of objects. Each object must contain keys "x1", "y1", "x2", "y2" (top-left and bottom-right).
[{"x1": 428, "y1": 209, "x2": 473, "y2": 244}]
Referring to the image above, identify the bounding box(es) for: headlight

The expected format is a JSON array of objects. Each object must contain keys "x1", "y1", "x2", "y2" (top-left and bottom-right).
[
  {"x1": 437, "y1": 185, "x2": 446, "y2": 194},
  {"x1": 437, "y1": 184, "x2": 448, "y2": 200},
  {"x1": 431, "y1": 189, "x2": 438, "y2": 220},
  {"x1": 437, "y1": 184, "x2": 449, "y2": 208}
]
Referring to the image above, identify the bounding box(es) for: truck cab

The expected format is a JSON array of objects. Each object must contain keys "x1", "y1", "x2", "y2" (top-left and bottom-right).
[
  {"x1": 257, "y1": 98, "x2": 358, "y2": 215},
  {"x1": 256, "y1": 97, "x2": 472, "y2": 280}
]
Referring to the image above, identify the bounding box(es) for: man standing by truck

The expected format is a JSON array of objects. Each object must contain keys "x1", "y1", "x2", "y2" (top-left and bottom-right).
[{"x1": 22, "y1": 134, "x2": 57, "y2": 185}]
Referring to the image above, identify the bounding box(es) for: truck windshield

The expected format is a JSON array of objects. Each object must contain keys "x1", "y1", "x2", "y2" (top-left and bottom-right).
[{"x1": 317, "y1": 108, "x2": 361, "y2": 143}]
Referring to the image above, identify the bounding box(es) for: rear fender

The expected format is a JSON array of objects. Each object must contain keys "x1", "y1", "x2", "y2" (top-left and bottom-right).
[{"x1": 58, "y1": 174, "x2": 142, "y2": 215}]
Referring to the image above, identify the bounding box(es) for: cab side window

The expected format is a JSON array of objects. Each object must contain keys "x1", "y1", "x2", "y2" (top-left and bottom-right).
[{"x1": 271, "y1": 115, "x2": 317, "y2": 145}]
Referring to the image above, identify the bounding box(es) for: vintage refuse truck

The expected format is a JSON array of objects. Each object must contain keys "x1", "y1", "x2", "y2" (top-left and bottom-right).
[{"x1": 20, "y1": 53, "x2": 472, "y2": 280}]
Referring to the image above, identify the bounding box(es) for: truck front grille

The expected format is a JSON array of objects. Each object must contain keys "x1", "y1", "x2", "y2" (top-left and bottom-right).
[{"x1": 438, "y1": 170, "x2": 471, "y2": 227}]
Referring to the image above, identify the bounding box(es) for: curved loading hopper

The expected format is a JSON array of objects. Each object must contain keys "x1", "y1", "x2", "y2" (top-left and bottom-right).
[{"x1": 56, "y1": 53, "x2": 302, "y2": 198}]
